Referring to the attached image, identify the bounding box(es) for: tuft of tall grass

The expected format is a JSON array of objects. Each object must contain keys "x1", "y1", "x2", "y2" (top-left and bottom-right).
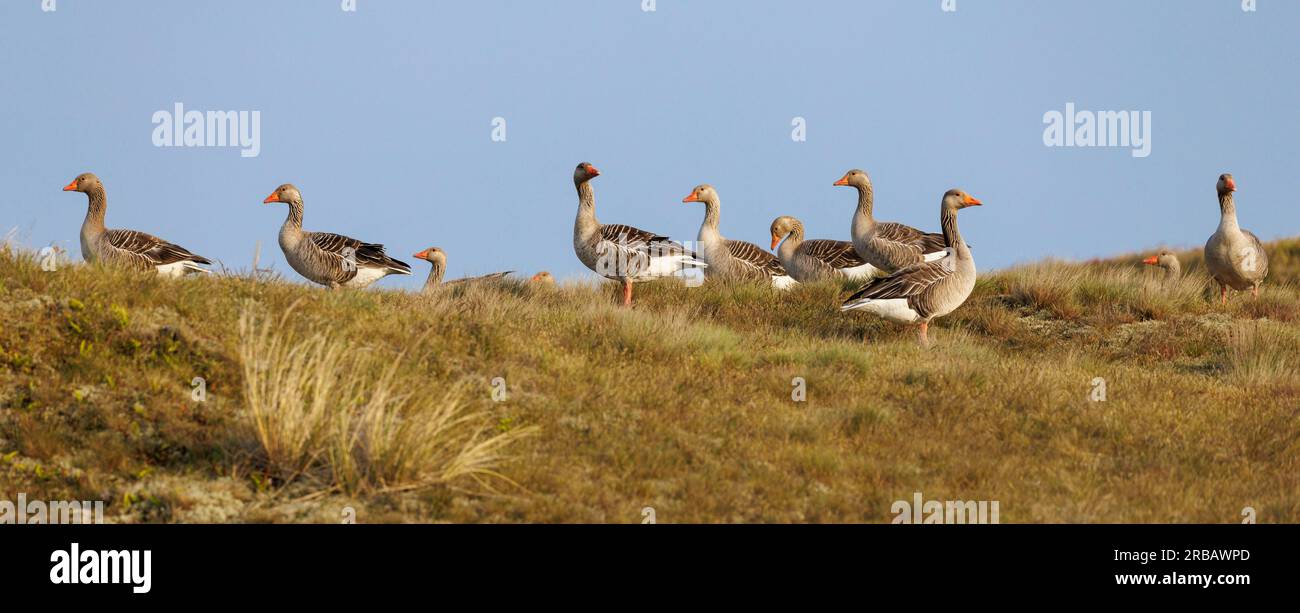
[
  {"x1": 237, "y1": 300, "x2": 534, "y2": 495},
  {"x1": 989, "y1": 260, "x2": 1211, "y2": 323},
  {"x1": 1222, "y1": 320, "x2": 1300, "y2": 386}
]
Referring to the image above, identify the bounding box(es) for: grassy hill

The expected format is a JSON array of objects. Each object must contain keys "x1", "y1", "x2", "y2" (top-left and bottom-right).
[{"x1": 2, "y1": 239, "x2": 1299, "y2": 523}]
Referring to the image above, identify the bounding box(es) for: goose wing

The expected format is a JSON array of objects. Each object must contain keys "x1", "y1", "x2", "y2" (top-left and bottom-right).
[
  {"x1": 726, "y1": 239, "x2": 787, "y2": 277},
  {"x1": 845, "y1": 250, "x2": 955, "y2": 304},
  {"x1": 801, "y1": 239, "x2": 866, "y2": 269},
  {"x1": 876, "y1": 222, "x2": 946, "y2": 254},
  {"x1": 599, "y1": 223, "x2": 694, "y2": 257},
  {"x1": 104, "y1": 228, "x2": 211, "y2": 269},
  {"x1": 1241, "y1": 229, "x2": 1270, "y2": 279},
  {"x1": 310, "y1": 232, "x2": 411, "y2": 274},
  {"x1": 444, "y1": 271, "x2": 515, "y2": 286}
]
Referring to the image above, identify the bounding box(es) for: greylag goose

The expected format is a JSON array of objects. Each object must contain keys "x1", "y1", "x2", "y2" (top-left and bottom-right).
[
  {"x1": 1204, "y1": 173, "x2": 1268, "y2": 304},
  {"x1": 262, "y1": 184, "x2": 411, "y2": 288},
  {"x1": 412, "y1": 247, "x2": 513, "y2": 292},
  {"x1": 530, "y1": 271, "x2": 556, "y2": 286},
  {"x1": 834, "y1": 169, "x2": 947, "y2": 274},
  {"x1": 1142, "y1": 249, "x2": 1181, "y2": 280},
  {"x1": 682, "y1": 184, "x2": 797, "y2": 289},
  {"x1": 769, "y1": 215, "x2": 880, "y2": 282},
  {"x1": 572, "y1": 163, "x2": 706, "y2": 306},
  {"x1": 841, "y1": 189, "x2": 983, "y2": 346},
  {"x1": 61, "y1": 173, "x2": 211, "y2": 276}
]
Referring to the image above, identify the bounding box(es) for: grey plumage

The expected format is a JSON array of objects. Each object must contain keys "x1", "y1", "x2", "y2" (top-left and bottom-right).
[
  {"x1": 414, "y1": 247, "x2": 513, "y2": 292},
  {"x1": 571, "y1": 163, "x2": 705, "y2": 306},
  {"x1": 62, "y1": 172, "x2": 211, "y2": 276},
  {"x1": 842, "y1": 189, "x2": 983, "y2": 345},
  {"x1": 835, "y1": 169, "x2": 948, "y2": 274},
  {"x1": 1143, "y1": 249, "x2": 1181, "y2": 280},
  {"x1": 770, "y1": 215, "x2": 877, "y2": 282},
  {"x1": 1204, "y1": 173, "x2": 1267, "y2": 301},
  {"x1": 263, "y1": 183, "x2": 410, "y2": 289},
  {"x1": 685, "y1": 184, "x2": 795, "y2": 288}
]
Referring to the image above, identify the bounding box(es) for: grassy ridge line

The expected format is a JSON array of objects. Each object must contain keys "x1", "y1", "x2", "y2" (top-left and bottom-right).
[{"x1": 1, "y1": 239, "x2": 1298, "y2": 523}]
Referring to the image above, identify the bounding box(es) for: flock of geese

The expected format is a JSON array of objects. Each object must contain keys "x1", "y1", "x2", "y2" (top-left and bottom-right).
[{"x1": 58, "y1": 167, "x2": 1269, "y2": 345}]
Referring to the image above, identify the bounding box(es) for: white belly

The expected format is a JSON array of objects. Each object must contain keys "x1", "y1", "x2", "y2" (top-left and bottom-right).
[
  {"x1": 341, "y1": 266, "x2": 392, "y2": 288},
  {"x1": 770, "y1": 275, "x2": 798, "y2": 290},
  {"x1": 154, "y1": 261, "x2": 207, "y2": 278},
  {"x1": 839, "y1": 262, "x2": 884, "y2": 280},
  {"x1": 843, "y1": 298, "x2": 921, "y2": 323}
]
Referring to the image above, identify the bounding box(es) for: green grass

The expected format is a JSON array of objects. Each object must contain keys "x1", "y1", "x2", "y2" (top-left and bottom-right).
[{"x1": 2, "y1": 239, "x2": 1299, "y2": 523}]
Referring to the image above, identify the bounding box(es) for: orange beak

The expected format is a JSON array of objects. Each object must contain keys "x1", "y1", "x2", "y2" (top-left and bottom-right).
[
  {"x1": 1225, "y1": 178, "x2": 1236, "y2": 191},
  {"x1": 682, "y1": 192, "x2": 699, "y2": 203},
  {"x1": 964, "y1": 195, "x2": 983, "y2": 206},
  {"x1": 587, "y1": 165, "x2": 601, "y2": 176},
  {"x1": 262, "y1": 192, "x2": 280, "y2": 204},
  {"x1": 62, "y1": 180, "x2": 77, "y2": 192},
  {"x1": 770, "y1": 236, "x2": 780, "y2": 250},
  {"x1": 833, "y1": 176, "x2": 849, "y2": 186},
  {"x1": 1142, "y1": 256, "x2": 1158, "y2": 265},
  {"x1": 413, "y1": 249, "x2": 428, "y2": 259}
]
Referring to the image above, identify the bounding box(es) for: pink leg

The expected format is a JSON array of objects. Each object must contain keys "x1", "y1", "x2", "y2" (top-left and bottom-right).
[
  {"x1": 918, "y1": 321, "x2": 930, "y2": 347},
  {"x1": 1220, "y1": 284, "x2": 1227, "y2": 306},
  {"x1": 1252, "y1": 284, "x2": 1259, "y2": 299},
  {"x1": 622, "y1": 279, "x2": 633, "y2": 307}
]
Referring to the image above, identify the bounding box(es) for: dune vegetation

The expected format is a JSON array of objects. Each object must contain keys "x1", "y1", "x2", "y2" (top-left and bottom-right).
[{"x1": 2, "y1": 238, "x2": 1299, "y2": 523}]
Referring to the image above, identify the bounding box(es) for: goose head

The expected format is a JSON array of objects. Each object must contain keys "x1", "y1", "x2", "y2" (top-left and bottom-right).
[
  {"x1": 769, "y1": 215, "x2": 799, "y2": 250},
  {"x1": 61, "y1": 172, "x2": 102, "y2": 194},
  {"x1": 574, "y1": 162, "x2": 600, "y2": 184},
  {"x1": 941, "y1": 189, "x2": 982, "y2": 210},
  {"x1": 832, "y1": 169, "x2": 871, "y2": 190},
  {"x1": 262, "y1": 184, "x2": 303, "y2": 205},
  {"x1": 412, "y1": 247, "x2": 447, "y2": 266},
  {"x1": 1217, "y1": 173, "x2": 1236, "y2": 195},
  {"x1": 1142, "y1": 249, "x2": 1178, "y2": 269},
  {"x1": 681, "y1": 184, "x2": 718, "y2": 205},
  {"x1": 530, "y1": 271, "x2": 556, "y2": 285}
]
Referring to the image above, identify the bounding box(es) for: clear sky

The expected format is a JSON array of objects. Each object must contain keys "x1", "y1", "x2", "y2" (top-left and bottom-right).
[{"x1": 2, "y1": 0, "x2": 1297, "y2": 289}]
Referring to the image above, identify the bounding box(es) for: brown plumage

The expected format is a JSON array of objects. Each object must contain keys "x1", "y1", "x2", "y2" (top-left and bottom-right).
[
  {"x1": 413, "y1": 247, "x2": 513, "y2": 292},
  {"x1": 842, "y1": 189, "x2": 983, "y2": 346},
  {"x1": 683, "y1": 184, "x2": 796, "y2": 288},
  {"x1": 1203, "y1": 173, "x2": 1268, "y2": 304},
  {"x1": 571, "y1": 163, "x2": 706, "y2": 305},
  {"x1": 1142, "y1": 249, "x2": 1181, "y2": 280},
  {"x1": 62, "y1": 173, "x2": 211, "y2": 276},
  {"x1": 770, "y1": 215, "x2": 879, "y2": 282},
  {"x1": 834, "y1": 169, "x2": 948, "y2": 273},
  {"x1": 262, "y1": 183, "x2": 411, "y2": 289}
]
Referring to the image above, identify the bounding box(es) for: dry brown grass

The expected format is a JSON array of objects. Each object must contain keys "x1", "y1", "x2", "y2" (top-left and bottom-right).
[
  {"x1": 2, "y1": 238, "x2": 1299, "y2": 522},
  {"x1": 237, "y1": 300, "x2": 534, "y2": 496}
]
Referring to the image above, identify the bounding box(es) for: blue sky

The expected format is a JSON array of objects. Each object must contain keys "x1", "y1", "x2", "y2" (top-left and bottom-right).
[{"x1": 2, "y1": 0, "x2": 1297, "y2": 289}]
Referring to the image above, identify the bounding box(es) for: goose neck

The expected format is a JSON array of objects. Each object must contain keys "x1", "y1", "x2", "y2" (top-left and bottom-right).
[
  {"x1": 855, "y1": 183, "x2": 874, "y2": 218},
  {"x1": 940, "y1": 206, "x2": 969, "y2": 259},
  {"x1": 82, "y1": 187, "x2": 107, "y2": 233},
  {"x1": 424, "y1": 259, "x2": 446, "y2": 290},
  {"x1": 779, "y1": 221, "x2": 804, "y2": 258},
  {"x1": 1217, "y1": 192, "x2": 1239, "y2": 232},
  {"x1": 697, "y1": 198, "x2": 722, "y2": 243},
  {"x1": 283, "y1": 199, "x2": 304, "y2": 231},
  {"x1": 575, "y1": 181, "x2": 599, "y2": 235}
]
